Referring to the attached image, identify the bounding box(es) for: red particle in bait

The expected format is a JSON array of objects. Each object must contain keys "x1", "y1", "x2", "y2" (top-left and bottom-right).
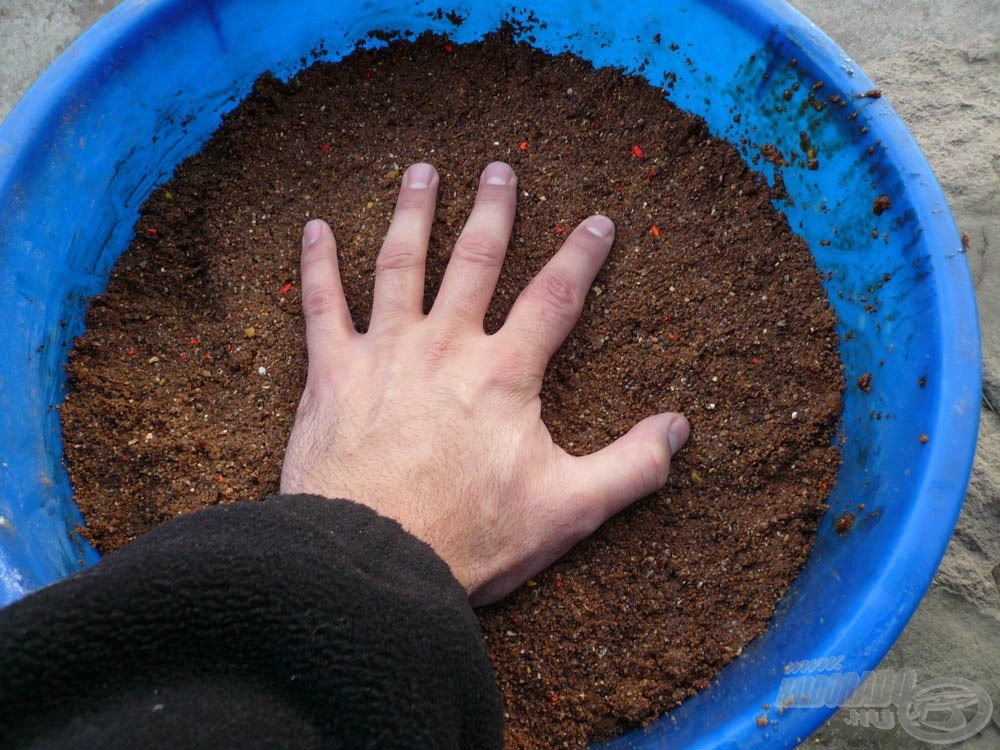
[
  {"x1": 631, "y1": 144, "x2": 645, "y2": 158},
  {"x1": 280, "y1": 282, "x2": 294, "y2": 295}
]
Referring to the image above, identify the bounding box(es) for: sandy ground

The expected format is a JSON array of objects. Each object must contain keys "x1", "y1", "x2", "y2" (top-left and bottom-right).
[{"x1": 2, "y1": 0, "x2": 998, "y2": 746}]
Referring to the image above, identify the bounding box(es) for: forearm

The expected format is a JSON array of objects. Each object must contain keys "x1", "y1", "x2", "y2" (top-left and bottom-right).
[{"x1": 0, "y1": 495, "x2": 503, "y2": 749}]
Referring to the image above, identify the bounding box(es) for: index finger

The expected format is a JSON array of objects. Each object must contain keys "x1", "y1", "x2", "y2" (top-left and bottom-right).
[{"x1": 499, "y1": 215, "x2": 615, "y2": 378}]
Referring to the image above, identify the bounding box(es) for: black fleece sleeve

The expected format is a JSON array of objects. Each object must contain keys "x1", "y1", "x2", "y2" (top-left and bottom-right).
[{"x1": 0, "y1": 495, "x2": 503, "y2": 749}]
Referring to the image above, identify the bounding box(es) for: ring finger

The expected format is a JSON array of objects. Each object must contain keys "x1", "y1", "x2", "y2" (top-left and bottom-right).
[{"x1": 370, "y1": 162, "x2": 440, "y2": 332}]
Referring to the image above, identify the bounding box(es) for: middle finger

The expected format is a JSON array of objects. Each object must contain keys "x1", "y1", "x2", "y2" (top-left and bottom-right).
[{"x1": 430, "y1": 162, "x2": 517, "y2": 328}]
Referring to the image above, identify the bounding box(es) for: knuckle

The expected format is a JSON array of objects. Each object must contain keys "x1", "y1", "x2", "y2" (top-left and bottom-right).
[
  {"x1": 301, "y1": 287, "x2": 341, "y2": 317},
  {"x1": 376, "y1": 240, "x2": 423, "y2": 272},
  {"x1": 423, "y1": 328, "x2": 460, "y2": 371},
  {"x1": 531, "y1": 269, "x2": 581, "y2": 321},
  {"x1": 394, "y1": 188, "x2": 429, "y2": 212},
  {"x1": 454, "y1": 231, "x2": 503, "y2": 267},
  {"x1": 487, "y1": 346, "x2": 535, "y2": 390},
  {"x1": 636, "y1": 440, "x2": 672, "y2": 489}
]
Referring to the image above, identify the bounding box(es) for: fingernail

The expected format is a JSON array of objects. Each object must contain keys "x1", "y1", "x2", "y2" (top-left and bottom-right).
[
  {"x1": 585, "y1": 216, "x2": 615, "y2": 239},
  {"x1": 304, "y1": 219, "x2": 323, "y2": 246},
  {"x1": 483, "y1": 161, "x2": 515, "y2": 186},
  {"x1": 668, "y1": 416, "x2": 690, "y2": 455},
  {"x1": 406, "y1": 163, "x2": 436, "y2": 190}
]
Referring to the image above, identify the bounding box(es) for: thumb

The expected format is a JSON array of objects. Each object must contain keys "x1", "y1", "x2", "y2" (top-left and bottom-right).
[{"x1": 563, "y1": 413, "x2": 690, "y2": 537}]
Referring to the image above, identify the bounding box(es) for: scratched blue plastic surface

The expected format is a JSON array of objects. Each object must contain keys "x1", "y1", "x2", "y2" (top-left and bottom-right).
[{"x1": 0, "y1": 0, "x2": 980, "y2": 747}]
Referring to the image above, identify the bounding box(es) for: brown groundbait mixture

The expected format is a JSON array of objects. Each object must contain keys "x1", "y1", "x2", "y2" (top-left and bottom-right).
[{"x1": 61, "y1": 30, "x2": 843, "y2": 748}]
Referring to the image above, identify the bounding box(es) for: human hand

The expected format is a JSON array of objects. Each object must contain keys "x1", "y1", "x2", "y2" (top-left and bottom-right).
[{"x1": 280, "y1": 161, "x2": 689, "y2": 606}]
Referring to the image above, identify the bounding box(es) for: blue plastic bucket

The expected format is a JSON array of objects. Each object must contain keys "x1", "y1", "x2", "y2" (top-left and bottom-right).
[{"x1": 0, "y1": 0, "x2": 981, "y2": 746}]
